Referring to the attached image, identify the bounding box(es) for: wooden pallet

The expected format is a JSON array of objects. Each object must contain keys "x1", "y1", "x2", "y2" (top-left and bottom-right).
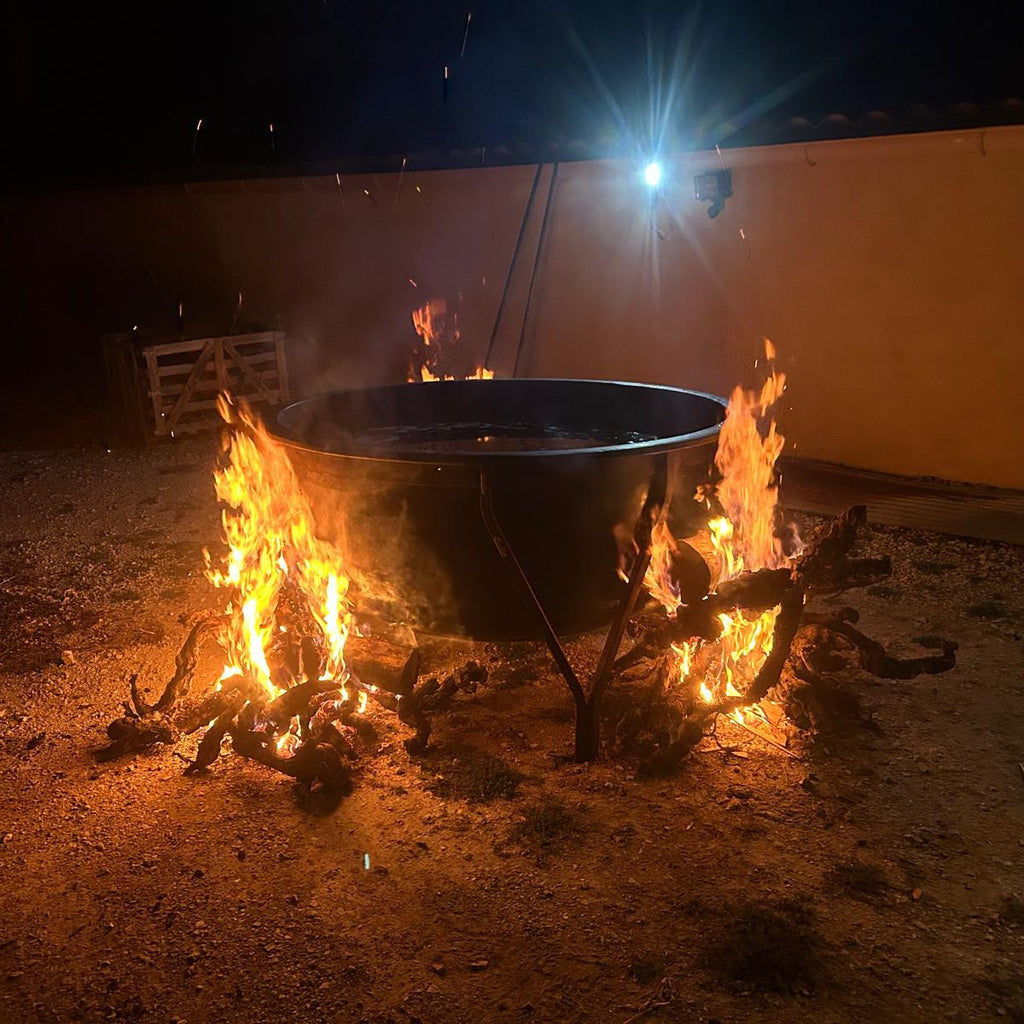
[{"x1": 141, "y1": 332, "x2": 289, "y2": 437}]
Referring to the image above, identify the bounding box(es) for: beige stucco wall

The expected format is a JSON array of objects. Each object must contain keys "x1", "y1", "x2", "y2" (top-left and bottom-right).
[{"x1": 3, "y1": 126, "x2": 1023, "y2": 486}]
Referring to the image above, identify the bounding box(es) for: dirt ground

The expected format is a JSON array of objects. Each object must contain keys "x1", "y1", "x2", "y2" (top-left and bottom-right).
[{"x1": 1, "y1": 437, "x2": 1023, "y2": 1024}]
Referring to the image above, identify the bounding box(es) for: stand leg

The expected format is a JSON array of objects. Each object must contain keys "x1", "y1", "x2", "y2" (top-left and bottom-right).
[
  {"x1": 574, "y1": 698, "x2": 600, "y2": 762},
  {"x1": 479, "y1": 461, "x2": 666, "y2": 763},
  {"x1": 478, "y1": 471, "x2": 585, "y2": 706}
]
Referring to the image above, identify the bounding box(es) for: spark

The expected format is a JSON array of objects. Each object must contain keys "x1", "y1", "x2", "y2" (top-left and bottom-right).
[
  {"x1": 415, "y1": 185, "x2": 431, "y2": 206},
  {"x1": 191, "y1": 118, "x2": 204, "y2": 159},
  {"x1": 460, "y1": 10, "x2": 472, "y2": 58},
  {"x1": 334, "y1": 172, "x2": 348, "y2": 214},
  {"x1": 408, "y1": 278, "x2": 418, "y2": 288},
  {"x1": 396, "y1": 156, "x2": 407, "y2": 202},
  {"x1": 269, "y1": 123, "x2": 275, "y2": 151},
  {"x1": 229, "y1": 291, "x2": 243, "y2": 335}
]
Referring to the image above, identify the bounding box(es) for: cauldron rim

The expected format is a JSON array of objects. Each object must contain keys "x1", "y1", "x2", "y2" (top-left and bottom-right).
[{"x1": 272, "y1": 378, "x2": 727, "y2": 466}]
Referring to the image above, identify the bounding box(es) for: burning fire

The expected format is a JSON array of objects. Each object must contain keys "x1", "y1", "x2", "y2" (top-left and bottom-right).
[
  {"x1": 648, "y1": 339, "x2": 791, "y2": 736},
  {"x1": 408, "y1": 298, "x2": 493, "y2": 381},
  {"x1": 204, "y1": 395, "x2": 354, "y2": 705},
  {"x1": 414, "y1": 365, "x2": 495, "y2": 383},
  {"x1": 195, "y1": 336, "x2": 785, "y2": 762}
]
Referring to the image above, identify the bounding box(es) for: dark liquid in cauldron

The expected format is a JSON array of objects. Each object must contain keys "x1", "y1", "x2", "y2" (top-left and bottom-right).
[{"x1": 359, "y1": 421, "x2": 659, "y2": 454}]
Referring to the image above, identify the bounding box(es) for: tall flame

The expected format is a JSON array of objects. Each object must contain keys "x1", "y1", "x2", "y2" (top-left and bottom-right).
[
  {"x1": 204, "y1": 396, "x2": 353, "y2": 698},
  {"x1": 644, "y1": 518, "x2": 681, "y2": 615},
  {"x1": 652, "y1": 340, "x2": 791, "y2": 732},
  {"x1": 713, "y1": 336, "x2": 787, "y2": 576}
]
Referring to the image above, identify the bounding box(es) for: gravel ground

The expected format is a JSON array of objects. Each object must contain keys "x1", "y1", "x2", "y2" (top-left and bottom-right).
[{"x1": 1, "y1": 438, "x2": 1023, "y2": 1024}]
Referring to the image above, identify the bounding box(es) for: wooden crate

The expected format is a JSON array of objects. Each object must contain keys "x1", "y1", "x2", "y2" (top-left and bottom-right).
[{"x1": 142, "y1": 331, "x2": 289, "y2": 437}]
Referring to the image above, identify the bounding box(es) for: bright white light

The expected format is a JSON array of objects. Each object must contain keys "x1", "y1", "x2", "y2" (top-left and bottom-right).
[{"x1": 644, "y1": 162, "x2": 662, "y2": 188}]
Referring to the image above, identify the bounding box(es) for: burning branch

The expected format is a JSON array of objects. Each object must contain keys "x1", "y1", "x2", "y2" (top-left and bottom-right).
[
  {"x1": 128, "y1": 611, "x2": 223, "y2": 716},
  {"x1": 97, "y1": 396, "x2": 487, "y2": 802},
  {"x1": 613, "y1": 339, "x2": 957, "y2": 771},
  {"x1": 614, "y1": 503, "x2": 958, "y2": 772}
]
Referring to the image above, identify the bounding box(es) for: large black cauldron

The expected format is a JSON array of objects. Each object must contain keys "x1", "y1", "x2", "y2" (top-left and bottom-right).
[{"x1": 273, "y1": 379, "x2": 726, "y2": 638}]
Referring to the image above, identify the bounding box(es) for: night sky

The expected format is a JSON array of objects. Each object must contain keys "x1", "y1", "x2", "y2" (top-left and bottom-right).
[{"x1": 4, "y1": 0, "x2": 1023, "y2": 189}]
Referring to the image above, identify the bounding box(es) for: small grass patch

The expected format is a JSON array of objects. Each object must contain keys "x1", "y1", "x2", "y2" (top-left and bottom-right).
[
  {"x1": 998, "y1": 895, "x2": 1024, "y2": 927},
  {"x1": 823, "y1": 857, "x2": 888, "y2": 899},
  {"x1": 509, "y1": 799, "x2": 578, "y2": 851},
  {"x1": 911, "y1": 559, "x2": 956, "y2": 575},
  {"x1": 966, "y1": 600, "x2": 1006, "y2": 620},
  {"x1": 702, "y1": 899, "x2": 822, "y2": 993},
  {"x1": 627, "y1": 956, "x2": 663, "y2": 985},
  {"x1": 425, "y1": 746, "x2": 522, "y2": 802}
]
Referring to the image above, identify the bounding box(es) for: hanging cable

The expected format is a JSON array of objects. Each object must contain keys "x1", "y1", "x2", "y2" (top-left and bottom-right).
[
  {"x1": 482, "y1": 163, "x2": 544, "y2": 370},
  {"x1": 511, "y1": 162, "x2": 559, "y2": 378}
]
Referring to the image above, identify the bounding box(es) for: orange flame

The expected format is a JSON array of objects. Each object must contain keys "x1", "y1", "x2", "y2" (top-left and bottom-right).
[
  {"x1": 204, "y1": 396, "x2": 353, "y2": 699},
  {"x1": 656, "y1": 340, "x2": 791, "y2": 739},
  {"x1": 409, "y1": 298, "x2": 494, "y2": 382},
  {"x1": 645, "y1": 518, "x2": 682, "y2": 615},
  {"x1": 415, "y1": 365, "x2": 494, "y2": 382},
  {"x1": 713, "y1": 340, "x2": 787, "y2": 575}
]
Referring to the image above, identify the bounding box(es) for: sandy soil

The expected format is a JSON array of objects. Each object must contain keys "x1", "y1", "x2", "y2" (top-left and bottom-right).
[{"x1": 1, "y1": 438, "x2": 1023, "y2": 1024}]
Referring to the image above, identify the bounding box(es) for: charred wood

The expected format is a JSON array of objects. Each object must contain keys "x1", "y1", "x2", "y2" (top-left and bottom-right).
[
  {"x1": 174, "y1": 683, "x2": 252, "y2": 735},
  {"x1": 805, "y1": 556, "x2": 892, "y2": 595},
  {"x1": 641, "y1": 720, "x2": 707, "y2": 776},
  {"x1": 398, "y1": 660, "x2": 487, "y2": 754},
  {"x1": 300, "y1": 635, "x2": 324, "y2": 684},
  {"x1": 794, "y1": 616, "x2": 958, "y2": 680},
  {"x1": 184, "y1": 698, "x2": 245, "y2": 773},
  {"x1": 777, "y1": 667, "x2": 869, "y2": 735},
  {"x1": 614, "y1": 568, "x2": 795, "y2": 673},
  {"x1": 95, "y1": 715, "x2": 176, "y2": 762},
  {"x1": 795, "y1": 504, "x2": 866, "y2": 578},
  {"x1": 712, "y1": 568, "x2": 794, "y2": 612},
  {"x1": 668, "y1": 540, "x2": 713, "y2": 606},
  {"x1": 345, "y1": 637, "x2": 420, "y2": 696},
  {"x1": 130, "y1": 612, "x2": 223, "y2": 717},
  {"x1": 290, "y1": 741, "x2": 353, "y2": 796},
  {"x1": 263, "y1": 679, "x2": 338, "y2": 729},
  {"x1": 228, "y1": 726, "x2": 353, "y2": 796},
  {"x1": 716, "y1": 583, "x2": 806, "y2": 712}
]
